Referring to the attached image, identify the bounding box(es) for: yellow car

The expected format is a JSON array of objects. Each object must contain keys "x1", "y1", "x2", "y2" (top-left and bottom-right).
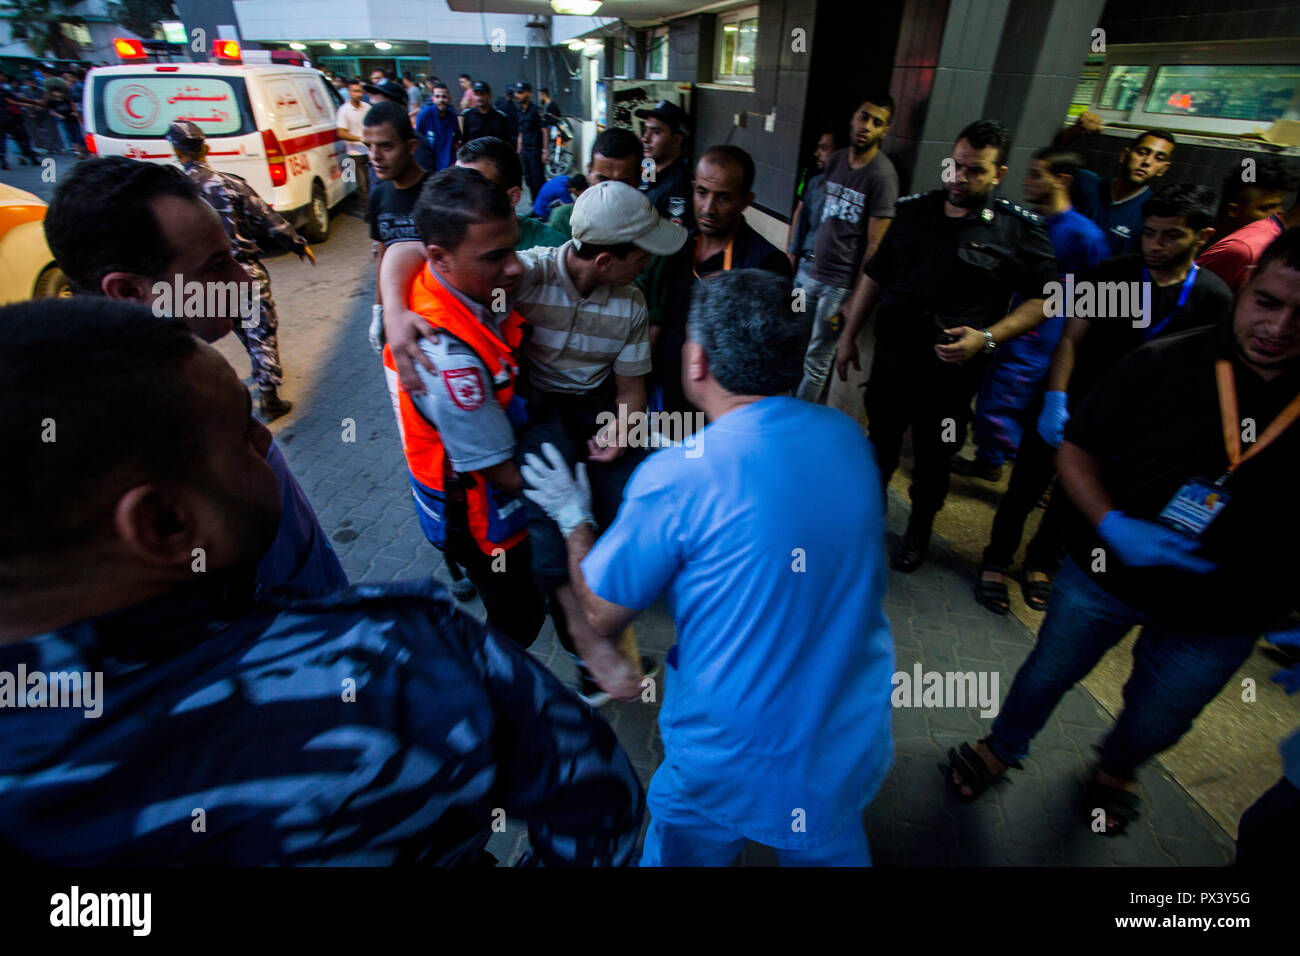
[{"x1": 0, "y1": 182, "x2": 70, "y2": 303}]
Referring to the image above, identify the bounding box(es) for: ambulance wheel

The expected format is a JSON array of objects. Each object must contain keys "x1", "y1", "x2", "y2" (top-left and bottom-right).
[
  {"x1": 33, "y1": 263, "x2": 72, "y2": 299},
  {"x1": 303, "y1": 181, "x2": 329, "y2": 243}
]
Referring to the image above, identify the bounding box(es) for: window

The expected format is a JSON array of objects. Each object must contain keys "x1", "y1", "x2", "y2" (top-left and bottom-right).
[
  {"x1": 648, "y1": 27, "x2": 669, "y2": 80},
  {"x1": 1098, "y1": 66, "x2": 1149, "y2": 111},
  {"x1": 96, "y1": 75, "x2": 253, "y2": 139},
  {"x1": 715, "y1": 6, "x2": 758, "y2": 85},
  {"x1": 1145, "y1": 64, "x2": 1300, "y2": 123}
]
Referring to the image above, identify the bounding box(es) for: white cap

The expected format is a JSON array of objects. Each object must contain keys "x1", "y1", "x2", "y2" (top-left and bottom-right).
[{"x1": 570, "y1": 180, "x2": 688, "y2": 256}]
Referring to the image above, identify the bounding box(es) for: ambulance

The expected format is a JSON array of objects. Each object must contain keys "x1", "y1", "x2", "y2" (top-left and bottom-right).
[{"x1": 81, "y1": 40, "x2": 357, "y2": 243}]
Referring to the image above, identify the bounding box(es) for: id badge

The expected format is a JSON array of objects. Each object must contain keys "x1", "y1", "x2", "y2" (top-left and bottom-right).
[{"x1": 1157, "y1": 478, "x2": 1231, "y2": 540}]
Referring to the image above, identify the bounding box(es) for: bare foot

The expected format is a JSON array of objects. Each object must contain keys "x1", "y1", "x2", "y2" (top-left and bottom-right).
[{"x1": 980, "y1": 568, "x2": 1010, "y2": 612}]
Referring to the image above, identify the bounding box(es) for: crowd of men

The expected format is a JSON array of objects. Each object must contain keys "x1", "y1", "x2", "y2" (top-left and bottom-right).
[
  {"x1": 0, "y1": 65, "x2": 88, "y2": 167},
  {"x1": 1, "y1": 78, "x2": 1298, "y2": 867}
]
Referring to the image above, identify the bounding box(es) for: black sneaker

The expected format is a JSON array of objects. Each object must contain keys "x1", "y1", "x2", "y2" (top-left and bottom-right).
[
  {"x1": 578, "y1": 656, "x2": 660, "y2": 708},
  {"x1": 890, "y1": 516, "x2": 933, "y2": 573},
  {"x1": 950, "y1": 455, "x2": 1003, "y2": 482}
]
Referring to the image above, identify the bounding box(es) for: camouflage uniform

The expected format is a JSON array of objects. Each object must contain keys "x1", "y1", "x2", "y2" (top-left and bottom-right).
[{"x1": 180, "y1": 158, "x2": 307, "y2": 390}]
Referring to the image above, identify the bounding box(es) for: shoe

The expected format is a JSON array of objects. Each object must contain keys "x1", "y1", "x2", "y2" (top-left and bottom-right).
[
  {"x1": 890, "y1": 517, "x2": 933, "y2": 573},
  {"x1": 577, "y1": 655, "x2": 659, "y2": 708},
  {"x1": 449, "y1": 575, "x2": 476, "y2": 601},
  {"x1": 257, "y1": 389, "x2": 293, "y2": 422},
  {"x1": 950, "y1": 456, "x2": 1003, "y2": 482}
]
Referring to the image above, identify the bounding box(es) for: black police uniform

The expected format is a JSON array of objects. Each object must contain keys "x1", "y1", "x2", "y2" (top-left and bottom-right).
[
  {"x1": 515, "y1": 99, "x2": 545, "y2": 199},
  {"x1": 461, "y1": 107, "x2": 510, "y2": 144},
  {"x1": 861, "y1": 188, "x2": 1058, "y2": 564}
]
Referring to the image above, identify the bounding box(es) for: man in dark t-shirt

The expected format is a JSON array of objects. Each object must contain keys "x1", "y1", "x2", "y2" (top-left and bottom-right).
[
  {"x1": 645, "y1": 146, "x2": 791, "y2": 417},
  {"x1": 795, "y1": 95, "x2": 899, "y2": 403},
  {"x1": 950, "y1": 228, "x2": 1300, "y2": 836},
  {"x1": 461, "y1": 81, "x2": 511, "y2": 144},
  {"x1": 364, "y1": 103, "x2": 429, "y2": 347},
  {"x1": 979, "y1": 184, "x2": 1232, "y2": 612}
]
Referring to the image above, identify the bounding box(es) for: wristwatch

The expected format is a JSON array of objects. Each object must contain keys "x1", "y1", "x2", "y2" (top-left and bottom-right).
[{"x1": 982, "y1": 328, "x2": 997, "y2": 355}]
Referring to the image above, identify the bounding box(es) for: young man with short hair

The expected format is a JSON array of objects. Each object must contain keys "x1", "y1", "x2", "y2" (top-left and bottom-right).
[
  {"x1": 1199, "y1": 157, "x2": 1300, "y2": 293},
  {"x1": 364, "y1": 102, "x2": 429, "y2": 327},
  {"x1": 455, "y1": 136, "x2": 567, "y2": 251},
  {"x1": 1059, "y1": 118, "x2": 1176, "y2": 256},
  {"x1": 636, "y1": 99, "x2": 693, "y2": 225},
  {"x1": 414, "y1": 81, "x2": 461, "y2": 173},
  {"x1": 795, "y1": 95, "x2": 900, "y2": 404},
  {"x1": 977, "y1": 183, "x2": 1233, "y2": 614},
  {"x1": 951, "y1": 228, "x2": 1300, "y2": 836},
  {"x1": 956, "y1": 146, "x2": 1109, "y2": 483},
  {"x1": 459, "y1": 81, "x2": 511, "y2": 146},
  {"x1": 548, "y1": 127, "x2": 643, "y2": 238}
]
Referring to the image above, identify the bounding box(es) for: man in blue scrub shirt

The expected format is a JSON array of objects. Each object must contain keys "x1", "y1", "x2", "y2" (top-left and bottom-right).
[{"x1": 521, "y1": 269, "x2": 896, "y2": 866}]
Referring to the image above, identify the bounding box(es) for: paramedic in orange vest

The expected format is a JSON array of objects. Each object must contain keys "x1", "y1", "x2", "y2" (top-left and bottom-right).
[{"x1": 382, "y1": 166, "x2": 546, "y2": 647}]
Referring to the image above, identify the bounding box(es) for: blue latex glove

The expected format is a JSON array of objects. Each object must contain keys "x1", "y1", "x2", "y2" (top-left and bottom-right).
[
  {"x1": 1273, "y1": 666, "x2": 1300, "y2": 695},
  {"x1": 1267, "y1": 627, "x2": 1300, "y2": 694},
  {"x1": 1037, "y1": 390, "x2": 1069, "y2": 447},
  {"x1": 1096, "y1": 511, "x2": 1219, "y2": 573}
]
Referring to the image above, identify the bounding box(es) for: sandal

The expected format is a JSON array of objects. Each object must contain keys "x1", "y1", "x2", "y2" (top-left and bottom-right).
[
  {"x1": 1021, "y1": 570, "x2": 1052, "y2": 612},
  {"x1": 1084, "y1": 774, "x2": 1141, "y2": 836},
  {"x1": 975, "y1": 564, "x2": 1011, "y2": 615},
  {"x1": 947, "y1": 737, "x2": 1020, "y2": 801}
]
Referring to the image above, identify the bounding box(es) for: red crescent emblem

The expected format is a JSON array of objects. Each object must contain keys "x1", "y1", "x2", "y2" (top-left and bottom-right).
[{"x1": 442, "y1": 368, "x2": 486, "y2": 411}]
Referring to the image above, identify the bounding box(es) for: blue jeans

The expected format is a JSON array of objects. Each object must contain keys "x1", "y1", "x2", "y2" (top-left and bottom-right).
[
  {"x1": 988, "y1": 556, "x2": 1258, "y2": 779},
  {"x1": 640, "y1": 766, "x2": 872, "y2": 867},
  {"x1": 793, "y1": 262, "x2": 852, "y2": 404}
]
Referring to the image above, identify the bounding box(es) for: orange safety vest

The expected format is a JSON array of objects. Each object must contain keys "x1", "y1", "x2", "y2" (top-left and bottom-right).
[{"x1": 383, "y1": 266, "x2": 529, "y2": 556}]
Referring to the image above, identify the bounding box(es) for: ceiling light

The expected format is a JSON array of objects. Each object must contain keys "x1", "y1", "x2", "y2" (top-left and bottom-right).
[
  {"x1": 551, "y1": 0, "x2": 602, "y2": 14},
  {"x1": 288, "y1": 42, "x2": 306, "y2": 50},
  {"x1": 328, "y1": 42, "x2": 347, "y2": 50},
  {"x1": 374, "y1": 41, "x2": 392, "y2": 50},
  {"x1": 723, "y1": 24, "x2": 738, "y2": 32}
]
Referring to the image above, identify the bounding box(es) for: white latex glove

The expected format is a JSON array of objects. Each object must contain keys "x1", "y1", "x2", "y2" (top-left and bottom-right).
[
  {"x1": 369, "y1": 304, "x2": 385, "y2": 354},
  {"x1": 521, "y1": 442, "x2": 595, "y2": 537}
]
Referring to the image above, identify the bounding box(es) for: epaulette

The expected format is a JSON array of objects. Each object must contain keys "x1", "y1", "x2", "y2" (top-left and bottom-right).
[{"x1": 994, "y1": 196, "x2": 1043, "y2": 225}]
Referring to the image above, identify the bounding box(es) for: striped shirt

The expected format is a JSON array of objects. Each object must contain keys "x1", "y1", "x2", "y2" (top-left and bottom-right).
[{"x1": 513, "y1": 242, "x2": 651, "y2": 393}]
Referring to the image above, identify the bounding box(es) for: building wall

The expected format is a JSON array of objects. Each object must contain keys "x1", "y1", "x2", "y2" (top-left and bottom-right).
[
  {"x1": 665, "y1": 0, "x2": 818, "y2": 220},
  {"x1": 1098, "y1": 0, "x2": 1300, "y2": 43}
]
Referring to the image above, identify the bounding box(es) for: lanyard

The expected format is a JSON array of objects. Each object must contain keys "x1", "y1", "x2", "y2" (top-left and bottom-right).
[
  {"x1": 692, "y1": 235, "x2": 734, "y2": 279},
  {"x1": 1214, "y1": 358, "x2": 1300, "y2": 484},
  {"x1": 1141, "y1": 264, "x2": 1197, "y2": 341}
]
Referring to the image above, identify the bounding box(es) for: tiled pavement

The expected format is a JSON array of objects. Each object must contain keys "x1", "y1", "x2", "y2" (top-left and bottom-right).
[{"x1": 223, "y1": 213, "x2": 1238, "y2": 867}]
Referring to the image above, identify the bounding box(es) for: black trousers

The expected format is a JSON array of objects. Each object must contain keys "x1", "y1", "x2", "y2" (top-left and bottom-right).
[
  {"x1": 1, "y1": 115, "x2": 36, "y2": 162},
  {"x1": 520, "y1": 147, "x2": 546, "y2": 202},
  {"x1": 445, "y1": 524, "x2": 546, "y2": 650},
  {"x1": 864, "y1": 346, "x2": 987, "y2": 522},
  {"x1": 982, "y1": 396, "x2": 1070, "y2": 572}
]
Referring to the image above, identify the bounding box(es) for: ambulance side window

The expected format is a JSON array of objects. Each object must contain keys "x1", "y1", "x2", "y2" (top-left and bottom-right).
[
  {"x1": 266, "y1": 77, "x2": 309, "y2": 130},
  {"x1": 293, "y1": 76, "x2": 331, "y2": 126}
]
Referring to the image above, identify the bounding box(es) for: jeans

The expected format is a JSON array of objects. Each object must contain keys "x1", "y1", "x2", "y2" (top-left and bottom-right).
[
  {"x1": 793, "y1": 262, "x2": 852, "y2": 403},
  {"x1": 988, "y1": 556, "x2": 1258, "y2": 779},
  {"x1": 640, "y1": 765, "x2": 872, "y2": 867}
]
